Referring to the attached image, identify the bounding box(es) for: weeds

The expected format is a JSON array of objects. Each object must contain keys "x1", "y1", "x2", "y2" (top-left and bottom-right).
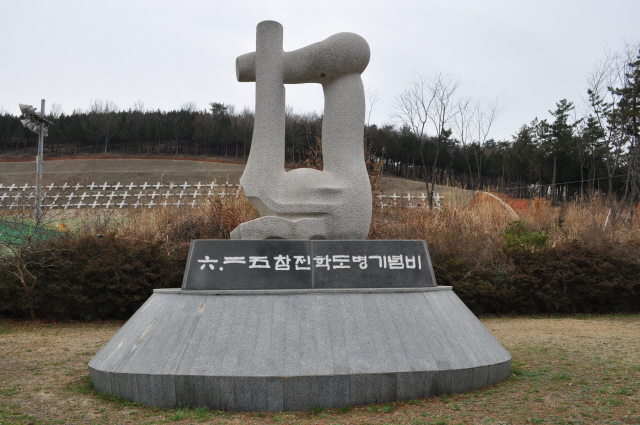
[
  {"x1": 70, "y1": 376, "x2": 93, "y2": 394},
  {"x1": 309, "y1": 405, "x2": 326, "y2": 415},
  {"x1": 501, "y1": 220, "x2": 549, "y2": 253},
  {"x1": 0, "y1": 403, "x2": 36, "y2": 423},
  {"x1": 172, "y1": 402, "x2": 192, "y2": 421}
]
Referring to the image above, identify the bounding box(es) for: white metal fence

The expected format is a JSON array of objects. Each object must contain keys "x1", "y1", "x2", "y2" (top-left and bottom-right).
[
  {"x1": 376, "y1": 192, "x2": 444, "y2": 210},
  {"x1": 0, "y1": 181, "x2": 444, "y2": 210}
]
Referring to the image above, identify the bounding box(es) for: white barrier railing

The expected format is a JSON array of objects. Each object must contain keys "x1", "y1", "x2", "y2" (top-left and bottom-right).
[
  {"x1": 376, "y1": 192, "x2": 444, "y2": 210},
  {"x1": 0, "y1": 181, "x2": 443, "y2": 210}
]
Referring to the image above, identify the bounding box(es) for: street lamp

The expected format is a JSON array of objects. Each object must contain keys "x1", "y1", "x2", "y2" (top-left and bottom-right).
[{"x1": 18, "y1": 100, "x2": 53, "y2": 221}]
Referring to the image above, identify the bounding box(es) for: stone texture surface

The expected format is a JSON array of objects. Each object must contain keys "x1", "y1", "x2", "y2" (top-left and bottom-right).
[
  {"x1": 182, "y1": 239, "x2": 436, "y2": 290},
  {"x1": 231, "y1": 20, "x2": 372, "y2": 240},
  {"x1": 89, "y1": 287, "x2": 511, "y2": 411}
]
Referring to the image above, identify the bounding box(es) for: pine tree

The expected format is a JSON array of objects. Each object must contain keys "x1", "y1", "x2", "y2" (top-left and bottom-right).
[
  {"x1": 546, "y1": 99, "x2": 580, "y2": 201},
  {"x1": 609, "y1": 49, "x2": 640, "y2": 207}
]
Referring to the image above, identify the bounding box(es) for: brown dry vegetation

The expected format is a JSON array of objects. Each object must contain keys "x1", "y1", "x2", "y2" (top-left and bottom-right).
[
  {"x1": 369, "y1": 193, "x2": 640, "y2": 268},
  {"x1": 1, "y1": 315, "x2": 639, "y2": 424},
  {"x1": 39, "y1": 164, "x2": 640, "y2": 270},
  {"x1": 2, "y1": 173, "x2": 640, "y2": 321}
]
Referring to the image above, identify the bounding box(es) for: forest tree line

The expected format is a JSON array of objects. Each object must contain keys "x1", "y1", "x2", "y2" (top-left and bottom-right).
[{"x1": 1, "y1": 45, "x2": 638, "y2": 203}]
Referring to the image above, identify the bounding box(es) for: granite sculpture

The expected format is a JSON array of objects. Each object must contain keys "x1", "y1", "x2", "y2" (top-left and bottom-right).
[
  {"x1": 230, "y1": 20, "x2": 372, "y2": 240},
  {"x1": 88, "y1": 21, "x2": 511, "y2": 412}
]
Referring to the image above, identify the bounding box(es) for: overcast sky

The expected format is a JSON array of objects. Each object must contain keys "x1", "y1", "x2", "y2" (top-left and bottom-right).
[{"x1": 1, "y1": 0, "x2": 638, "y2": 141}]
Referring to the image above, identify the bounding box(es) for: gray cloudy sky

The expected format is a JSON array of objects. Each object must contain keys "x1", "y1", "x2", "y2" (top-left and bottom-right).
[{"x1": 1, "y1": 0, "x2": 638, "y2": 140}]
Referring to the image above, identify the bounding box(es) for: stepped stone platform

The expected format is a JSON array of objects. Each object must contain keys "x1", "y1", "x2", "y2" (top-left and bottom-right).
[{"x1": 88, "y1": 240, "x2": 511, "y2": 411}]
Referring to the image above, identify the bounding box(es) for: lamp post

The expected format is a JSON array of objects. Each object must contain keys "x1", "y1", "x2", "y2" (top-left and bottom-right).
[{"x1": 18, "y1": 100, "x2": 52, "y2": 222}]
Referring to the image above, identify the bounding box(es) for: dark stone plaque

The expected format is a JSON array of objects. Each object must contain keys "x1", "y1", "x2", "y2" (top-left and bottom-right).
[
  {"x1": 312, "y1": 240, "x2": 435, "y2": 289},
  {"x1": 182, "y1": 240, "x2": 437, "y2": 290},
  {"x1": 182, "y1": 240, "x2": 313, "y2": 290}
]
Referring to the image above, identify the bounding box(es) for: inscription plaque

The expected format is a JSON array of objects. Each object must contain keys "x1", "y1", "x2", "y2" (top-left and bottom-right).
[{"x1": 182, "y1": 240, "x2": 436, "y2": 290}]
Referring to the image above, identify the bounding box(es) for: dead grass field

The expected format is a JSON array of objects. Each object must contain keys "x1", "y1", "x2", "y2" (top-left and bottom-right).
[{"x1": 1, "y1": 315, "x2": 638, "y2": 425}]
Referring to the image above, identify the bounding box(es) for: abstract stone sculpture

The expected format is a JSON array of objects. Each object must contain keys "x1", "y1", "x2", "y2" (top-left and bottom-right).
[
  {"x1": 231, "y1": 20, "x2": 372, "y2": 240},
  {"x1": 88, "y1": 21, "x2": 511, "y2": 412}
]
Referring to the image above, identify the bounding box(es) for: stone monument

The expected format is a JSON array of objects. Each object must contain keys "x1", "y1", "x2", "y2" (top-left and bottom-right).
[
  {"x1": 231, "y1": 20, "x2": 371, "y2": 240},
  {"x1": 88, "y1": 21, "x2": 511, "y2": 412}
]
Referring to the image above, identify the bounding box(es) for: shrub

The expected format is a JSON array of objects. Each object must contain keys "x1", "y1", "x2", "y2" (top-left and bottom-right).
[
  {"x1": 444, "y1": 241, "x2": 640, "y2": 315},
  {"x1": 0, "y1": 232, "x2": 185, "y2": 320},
  {"x1": 504, "y1": 241, "x2": 640, "y2": 314},
  {"x1": 501, "y1": 220, "x2": 549, "y2": 254},
  {"x1": 2, "y1": 189, "x2": 640, "y2": 319}
]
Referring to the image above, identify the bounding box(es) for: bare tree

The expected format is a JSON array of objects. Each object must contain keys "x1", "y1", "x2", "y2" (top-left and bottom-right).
[
  {"x1": 132, "y1": 99, "x2": 146, "y2": 113},
  {"x1": 471, "y1": 98, "x2": 501, "y2": 189},
  {"x1": 48, "y1": 103, "x2": 63, "y2": 119},
  {"x1": 181, "y1": 101, "x2": 197, "y2": 114},
  {"x1": 452, "y1": 96, "x2": 476, "y2": 187},
  {"x1": 364, "y1": 88, "x2": 380, "y2": 161},
  {"x1": 365, "y1": 87, "x2": 380, "y2": 129},
  {"x1": 586, "y1": 45, "x2": 635, "y2": 204},
  {"x1": 285, "y1": 105, "x2": 303, "y2": 164},
  {"x1": 395, "y1": 74, "x2": 432, "y2": 205},
  {"x1": 396, "y1": 72, "x2": 460, "y2": 208},
  {"x1": 0, "y1": 199, "x2": 67, "y2": 320},
  {"x1": 84, "y1": 99, "x2": 121, "y2": 154}
]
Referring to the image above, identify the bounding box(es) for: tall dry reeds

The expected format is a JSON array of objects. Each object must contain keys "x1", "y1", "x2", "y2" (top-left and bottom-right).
[
  {"x1": 44, "y1": 181, "x2": 640, "y2": 269},
  {"x1": 56, "y1": 183, "x2": 258, "y2": 256},
  {"x1": 369, "y1": 190, "x2": 640, "y2": 268},
  {"x1": 369, "y1": 198, "x2": 515, "y2": 267},
  {"x1": 499, "y1": 194, "x2": 640, "y2": 250}
]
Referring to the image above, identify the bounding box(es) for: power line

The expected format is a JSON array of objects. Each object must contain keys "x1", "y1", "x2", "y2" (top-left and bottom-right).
[{"x1": 494, "y1": 173, "x2": 632, "y2": 192}]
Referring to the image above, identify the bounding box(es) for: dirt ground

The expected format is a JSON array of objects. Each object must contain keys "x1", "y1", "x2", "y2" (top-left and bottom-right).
[
  {"x1": 1, "y1": 315, "x2": 638, "y2": 424},
  {"x1": 0, "y1": 158, "x2": 246, "y2": 188}
]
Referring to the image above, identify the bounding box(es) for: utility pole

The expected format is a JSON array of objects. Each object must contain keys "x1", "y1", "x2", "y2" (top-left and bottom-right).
[
  {"x1": 19, "y1": 101, "x2": 52, "y2": 222},
  {"x1": 36, "y1": 99, "x2": 45, "y2": 221}
]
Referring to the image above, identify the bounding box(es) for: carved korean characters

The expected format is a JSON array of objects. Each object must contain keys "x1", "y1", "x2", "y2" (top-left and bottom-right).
[
  {"x1": 181, "y1": 240, "x2": 435, "y2": 290},
  {"x1": 231, "y1": 20, "x2": 372, "y2": 240}
]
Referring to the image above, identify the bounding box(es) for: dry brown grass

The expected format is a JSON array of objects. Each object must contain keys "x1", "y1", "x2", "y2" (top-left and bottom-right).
[
  {"x1": 8, "y1": 161, "x2": 638, "y2": 276},
  {"x1": 51, "y1": 184, "x2": 259, "y2": 256},
  {"x1": 1, "y1": 315, "x2": 638, "y2": 424},
  {"x1": 367, "y1": 190, "x2": 640, "y2": 268}
]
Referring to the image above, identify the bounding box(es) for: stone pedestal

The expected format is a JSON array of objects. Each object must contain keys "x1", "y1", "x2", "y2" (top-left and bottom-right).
[{"x1": 89, "y1": 240, "x2": 511, "y2": 411}]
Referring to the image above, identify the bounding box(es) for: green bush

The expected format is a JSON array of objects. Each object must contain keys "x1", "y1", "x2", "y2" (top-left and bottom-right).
[{"x1": 501, "y1": 220, "x2": 549, "y2": 254}]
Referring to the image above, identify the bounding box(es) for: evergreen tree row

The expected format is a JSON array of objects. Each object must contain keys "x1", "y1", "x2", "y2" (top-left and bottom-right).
[{"x1": 1, "y1": 47, "x2": 638, "y2": 202}]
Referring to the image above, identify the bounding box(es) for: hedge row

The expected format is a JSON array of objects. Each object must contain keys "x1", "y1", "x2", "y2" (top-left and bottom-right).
[
  {"x1": 0, "y1": 233, "x2": 188, "y2": 320},
  {"x1": 1, "y1": 235, "x2": 639, "y2": 320},
  {"x1": 440, "y1": 241, "x2": 640, "y2": 314}
]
